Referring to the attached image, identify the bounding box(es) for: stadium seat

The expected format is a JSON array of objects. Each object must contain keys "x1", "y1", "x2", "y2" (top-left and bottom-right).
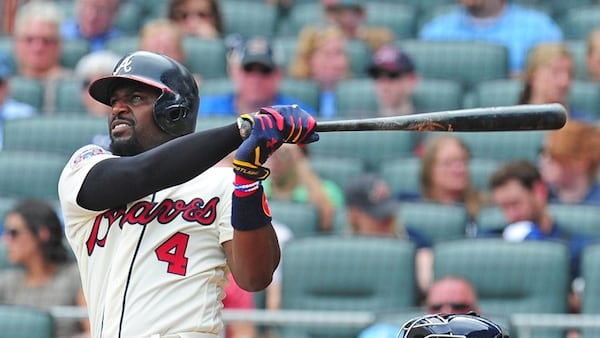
[
  {"x1": 105, "y1": 36, "x2": 139, "y2": 58},
  {"x1": 0, "y1": 304, "x2": 55, "y2": 338},
  {"x1": 413, "y1": 78, "x2": 464, "y2": 112},
  {"x1": 267, "y1": 200, "x2": 320, "y2": 237},
  {"x1": 475, "y1": 206, "x2": 505, "y2": 235},
  {"x1": 3, "y1": 115, "x2": 106, "y2": 155},
  {"x1": 570, "y1": 80, "x2": 600, "y2": 120},
  {"x1": 464, "y1": 79, "x2": 521, "y2": 108},
  {"x1": 549, "y1": 203, "x2": 600, "y2": 240},
  {"x1": 434, "y1": 238, "x2": 569, "y2": 338},
  {"x1": 581, "y1": 243, "x2": 600, "y2": 338},
  {"x1": 566, "y1": 39, "x2": 589, "y2": 80},
  {"x1": 221, "y1": 1, "x2": 277, "y2": 39},
  {"x1": 113, "y1": 2, "x2": 145, "y2": 35},
  {"x1": 436, "y1": 130, "x2": 547, "y2": 162},
  {"x1": 195, "y1": 116, "x2": 235, "y2": 132},
  {"x1": 55, "y1": 79, "x2": 86, "y2": 114},
  {"x1": 398, "y1": 40, "x2": 509, "y2": 89},
  {"x1": 398, "y1": 201, "x2": 468, "y2": 244},
  {"x1": 0, "y1": 150, "x2": 67, "y2": 200},
  {"x1": 60, "y1": 39, "x2": 91, "y2": 69},
  {"x1": 306, "y1": 130, "x2": 417, "y2": 171},
  {"x1": 281, "y1": 236, "x2": 417, "y2": 338},
  {"x1": 8, "y1": 76, "x2": 44, "y2": 111},
  {"x1": 560, "y1": 5, "x2": 600, "y2": 40},
  {"x1": 182, "y1": 37, "x2": 228, "y2": 79},
  {"x1": 378, "y1": 156, "x2": 421, "y2": 196},
  {"x1": 309, "y1": 155, "x2": 366, "y2": 190}
]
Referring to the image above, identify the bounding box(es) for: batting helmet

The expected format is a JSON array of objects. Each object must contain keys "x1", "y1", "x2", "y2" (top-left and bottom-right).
[
  {"x1": 398, "y1": 313, "x2": 507, "y2": 338},
  {"x1": 89, "y1": 51, "x2": 199, "y2": 136}
]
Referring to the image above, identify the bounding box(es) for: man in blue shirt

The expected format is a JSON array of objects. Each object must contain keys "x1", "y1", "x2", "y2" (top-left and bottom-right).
[
  {"x1": 60, "y1": 0, "x2": 122, "y2": 52},
  {"x1": 419, "y1": 0, "x2": 563, "y2": 77},
  {"x1": 199, "y1": 37, "x2": 315, "y2": 116}
]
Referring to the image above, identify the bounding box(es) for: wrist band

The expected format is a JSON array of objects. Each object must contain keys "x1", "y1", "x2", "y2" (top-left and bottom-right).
[
  {"x1": 231, "y1": 186, "x2": 272, "y2": 231},
  {"x1": 233, "y1": 180, "x2": 261, "y2": 193}
]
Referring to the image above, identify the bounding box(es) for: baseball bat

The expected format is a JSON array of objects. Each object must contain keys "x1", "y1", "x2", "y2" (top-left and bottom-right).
[
  {"x1": 314, "y1": 103, "x2": 567, "y2": 132},
  {"x1": 238, "y1": 103, "x2": 567, "y2": 138}
]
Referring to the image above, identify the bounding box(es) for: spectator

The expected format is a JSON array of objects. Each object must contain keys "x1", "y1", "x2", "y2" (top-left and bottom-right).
[
  {"x1": 0, "y1": 199, "x2": 89, "y2": 338},
  {"x1": 167, "y1": 0, "x2": 222, "y2": 39},
  {"x1": 13, "y1": 1, "x2": 72, "y2": 113},
  {"x1": 320, "y1": 0, "x2": 395, "y2": 51},
  {"x1": 263, "y1": 143, "x2": 343, "y2": 232},
  {"x1": 289, "y1": 25, "x2": 349, "y2": 118},
  {"x1": 586, "y1": 27, "x2": 600, "y2": 83},
  {"x1": 0, "y1": 54, "x2": 36, "y2": 150},
  {"x1": 223, "y1": 274, "x2": 257, "y2": 338},
  {"x1": 517, "y1": 43, "x2": 595, "y2": 122},
  {"x1": 417, "y1": 135, "x2": 485, "y2": 223},
  {"x1": 367, "y1": 44, "x2": 419, "y2": 117},
  {"x1": 74, "y1": 50, "x2": 121, "y2": 117},
  {"x1": 419, "y1": 0, "x2": 562, "y2": 77},
  {"x1": 200, "y1": 36, "x2": 315, "y2": 116},
  {"x1": 139, "y1": 18, "x2": 186, "y2": 65},
  {"x1": 358, "y1": 275, "x2": 479, "y2": 338},
  {"x1": 539, "y1": 120, "x2": 600, "y2": 205},
  {"x1": 344, "y1": 174, "x2": 433, "y2": 294},
  {"x1": 60, "y1": 0, "x2": 122, "y2": 52},
  {"x1": 488, "y1": 159, "x2": 594, "y2": 305}
]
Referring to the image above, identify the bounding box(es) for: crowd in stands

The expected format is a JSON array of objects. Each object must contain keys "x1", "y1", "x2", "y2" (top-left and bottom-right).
[{"x1": 2, "y1": 0, "x2": 600, "y2": 337}]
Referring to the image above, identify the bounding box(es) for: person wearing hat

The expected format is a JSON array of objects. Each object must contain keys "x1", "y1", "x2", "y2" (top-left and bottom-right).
[
  {"x1": 344, "y1": 174, "x2": 433, "y2": 293},
  {"x1": 199, "y1": 36, "x2": 315, "y2": 116},
  {"x1": 0, "y1": 53, "x2": 37, "y2": 150},
  {"x1": 368, "y1": 44, "x2": 419, "y2": 117}
]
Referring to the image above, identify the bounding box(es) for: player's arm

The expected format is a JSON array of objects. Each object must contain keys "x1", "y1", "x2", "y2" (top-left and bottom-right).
[
  {"x1": 77, "y1": 124, "x2": 243, "y2": 211},
  {"x1": 225, "y1": 105, "x2": 318, "y2": 291}
]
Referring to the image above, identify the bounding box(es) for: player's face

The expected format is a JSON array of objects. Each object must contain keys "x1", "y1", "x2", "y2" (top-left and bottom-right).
[
  {"x1": 107, "y1": 83, "x2": 170, "y2": 156},
  {"x1": 3, "y1": 213, "x2": 39, "y2": 265},
  {"x1": 492, "y1": 179, "x2": 541, "y2": 224}
]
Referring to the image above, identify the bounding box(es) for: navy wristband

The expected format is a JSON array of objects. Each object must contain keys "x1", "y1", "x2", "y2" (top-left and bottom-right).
[{"x1": 231, "y1": 186, "x2": 272, "y2": 231}]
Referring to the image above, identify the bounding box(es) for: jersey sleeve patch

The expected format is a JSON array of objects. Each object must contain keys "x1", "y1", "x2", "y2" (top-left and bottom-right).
[{"x1": 70, "y1": 145, "x2": 110, "y2": 170}]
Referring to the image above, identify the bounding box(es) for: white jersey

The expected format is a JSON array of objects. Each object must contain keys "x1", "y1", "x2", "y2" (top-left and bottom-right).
[{"x1": 58, "y1": 145, "x2": 235, "y2": 338}]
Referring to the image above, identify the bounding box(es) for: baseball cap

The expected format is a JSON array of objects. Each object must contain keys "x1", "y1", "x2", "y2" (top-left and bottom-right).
[
  {"x1": 239, "y1": 37, "x2": 276, "y2": 69},
  {"x1": 344, "y1": 175, "x2": 399, "y2": 220},
  {"x1": 368, "y1": 45, "x2": 415, "y2": 77}
]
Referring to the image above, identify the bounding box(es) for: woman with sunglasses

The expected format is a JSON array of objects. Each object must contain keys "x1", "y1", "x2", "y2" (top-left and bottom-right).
[{"x1": 0, "y1": 199, "x2": 89, "y2": 338}]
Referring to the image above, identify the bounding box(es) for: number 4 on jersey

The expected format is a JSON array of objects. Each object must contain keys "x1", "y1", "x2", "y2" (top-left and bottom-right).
[{"x1": 155, "y1": 232, "x2": 189, "y2": 276}]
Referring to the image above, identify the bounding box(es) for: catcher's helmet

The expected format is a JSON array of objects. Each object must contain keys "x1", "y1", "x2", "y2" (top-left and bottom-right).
[
  {"x1": 398, "y1": 313, "x2": 506, "y2": 338},
  {"x1": 89, "y1": 51, "x2": 199, "y2": 136}
]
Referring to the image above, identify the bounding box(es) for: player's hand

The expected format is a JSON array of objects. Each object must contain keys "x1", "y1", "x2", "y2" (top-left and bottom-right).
[
  {"x1": 233, "y1": 113, "x2": 283, "y2": 180},
  {"x1": 259, "y1": 105, "x2": 319, "y2": 144}
]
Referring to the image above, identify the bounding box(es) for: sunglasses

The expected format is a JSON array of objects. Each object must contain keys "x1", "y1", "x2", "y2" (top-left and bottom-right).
[
  {"x1": 172, "y1": 10, "x2": 213, "y2": 21},
  {"x1": 242, "y1": 64, "x2": 275, "y2": 75},
  {"x1": 370, "y1": 70, "x2": 403, "y2": 80},
  {"x1": 428, "y1": 303, "x2": 471, "y2": 313}
]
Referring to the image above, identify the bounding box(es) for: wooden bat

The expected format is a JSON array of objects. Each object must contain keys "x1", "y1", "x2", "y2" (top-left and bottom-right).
[{"x1": 238, "y1": 103, "x2": 567, "y2": 138}]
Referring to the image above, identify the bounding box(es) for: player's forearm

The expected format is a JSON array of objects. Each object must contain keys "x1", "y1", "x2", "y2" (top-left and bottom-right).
[
  {"x1": 78, "y1": 123, "x2": 243, "y2": 211},
  {"x1": 226, "y1": 226, "x2": 281, "y2": 292}
]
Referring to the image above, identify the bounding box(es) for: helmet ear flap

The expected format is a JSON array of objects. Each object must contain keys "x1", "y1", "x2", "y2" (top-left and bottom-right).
[{"x1": 153, "y1": 91, "x2": 195, "y2": 136}]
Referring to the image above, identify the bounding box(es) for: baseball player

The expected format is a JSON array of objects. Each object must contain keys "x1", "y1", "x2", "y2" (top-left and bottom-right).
[
  {"x1": 57, "y1": 51, "x2": 318, "y2": 338},
  {"x1": 398, "y1": 312, "x2": 507, "y2": 338}
]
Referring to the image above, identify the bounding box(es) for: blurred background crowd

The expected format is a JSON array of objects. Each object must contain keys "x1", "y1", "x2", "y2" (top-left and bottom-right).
[{"x1": 1, "y1": 0, "x2": 600, "y2": 338}]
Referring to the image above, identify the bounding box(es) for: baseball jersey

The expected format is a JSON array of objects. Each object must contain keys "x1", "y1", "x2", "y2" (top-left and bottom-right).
[{"x1": 58, "y1": 144, "x2": 235, "y2": 338}]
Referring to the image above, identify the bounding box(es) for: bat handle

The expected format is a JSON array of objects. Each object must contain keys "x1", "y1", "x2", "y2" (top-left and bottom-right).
[{"x1": 237, "y1": 117, "x2": 253, "y2": 140}]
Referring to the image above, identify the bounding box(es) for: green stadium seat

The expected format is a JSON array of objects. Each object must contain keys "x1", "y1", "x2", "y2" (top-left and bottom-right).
[
  {"x1": 55, "y1": 79, "x2": 86, "y2": 114},
  {"x1": 105, "y1": 36, "x2": 139, "y2": 58},
  {"x1": 398, "y1": 201, "x2": 468, "y2": 244},
  {"x1": 464, "y1": 79, "x2": 521, "y2": 108},
  {"x1": 309, "y1": 155, "x2": 366, "y2": 190},
  {"x1": 582, "y1": 243, "x2": 600, "y2": 338},
  {"x1": 60, "y1": 39, "x2": 91, "y2": 69},
  {"x1": 434, "y1": 238, "x2": 570, "y2": 338},
  {"x1": 0, "y1": 150, "x2": 67, "y2": 200},
  {"x1": 334, "y1": 77, "x2": 463, "y2": 118},
  {"x1": 3, "y1": 115, "x2": 106, "y2": 155},
  {"x1": 221, "y1": 1, "x2": 277, "y2": 39},
  {"x1": 549, "y1": 203, "x2": 600, "y2": 240},
  {"x1": 182, "y1": 37, "x2": 228, "y2": 79},
  {"x1": 475, "y1": 206, "x2": 505, "y2": 235},
  {"x1": 378, "y1": 156, "x2": 421, "y2": 196},
  {"x1": 566, "y1": 39, "x2": 589, "y2": 80},
  {"x1": 113, "y1": 2, "x2": 145, "y2": 35},
  {"x1": 570, "y1": 80, "x2": 600, "y2": 119},
  {"x1": 398, "y1": 40, "x2": 509, "y2": 89},
  {"x1": 267, "y1": 200, "x2": 320, "y2": 237},
  {"x1": 306, "y1": 130, "x2": 417, "y2": 171},
  {"x1": 560, "y1": 5, "x2": 600, "y2": 40},
  {"x1": 0, "y1": 304, "x2": 55, "y2": 338},
  {"x1": 8, "y1": 76, "x2": 44, "y2": 111},
  {"x1": 281, "y1": 236, "x2": 416, "y2": 338}
]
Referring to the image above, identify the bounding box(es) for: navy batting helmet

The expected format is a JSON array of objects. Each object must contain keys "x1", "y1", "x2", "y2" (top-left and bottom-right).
[
  {"x1": 89, "y1": 51, "x2": 199, "y2": 136},
  {"x1": 398, "y1": 313, "x2": 507, "y2": 338}
]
